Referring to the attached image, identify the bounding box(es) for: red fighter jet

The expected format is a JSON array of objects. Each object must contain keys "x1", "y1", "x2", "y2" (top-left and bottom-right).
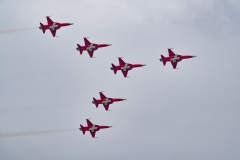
[
  {"x1": 92, "y1": 92, "x2": 126, "y2": 111},
  {"x1": 160, "y1": 49, "x2": 196, "y2": 69},
  {"x1": 79, "y1": 119, "x2": 112, "y2": 138},
  {"x1": 111, "y1": 57, "x2": 146, "y2": 77},
  {"x1": 39, "y1": 16, "x2": 74, "y2": 37},
  {"x1": 76, "y1": 38, "x2": 111, "y2": 58}
]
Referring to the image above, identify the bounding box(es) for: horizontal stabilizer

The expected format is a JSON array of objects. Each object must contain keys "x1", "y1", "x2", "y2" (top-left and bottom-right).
[
  {"x1": 80, "y1": 125, "x2": 85, "y2": 134},
  {"x1": 111, "y1": 64, "x2": 117, "y2": 74},
  {"x1": 92, "y1": 98, "x2": 98, "y2": 108},
  {"x1": 77, "y1": 44, "x2": 83, "y2": 54},
  {"x1": 40, "y1": 23, "x2": 46, "y2": 34},
  {"x1": 160, "y1": 55, "x2": 166, "y2": 66}
]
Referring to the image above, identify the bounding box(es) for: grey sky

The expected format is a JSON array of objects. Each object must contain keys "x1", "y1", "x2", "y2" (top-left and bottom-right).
[{"x1": 0, "y1": 0, "x2": 240, "y2": 160}]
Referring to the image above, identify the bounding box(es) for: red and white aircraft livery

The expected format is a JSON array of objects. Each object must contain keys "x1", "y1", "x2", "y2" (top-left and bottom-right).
[
  {"x1": 79, "y1": 119, "x2": 112, "y2": 138},
  {"x1": 92, "y1": 92, "x2": 126, "y2": 111},
  {"x1": 160, "y1": 49, "x2": 196, "y2": 69},
  {"x1": 76, "y1": 38, "x2": 111, "y2": 58},
  {"x1": 111, "y1": 58, "x2": 146, "y2": 77},
  {"x1": 39, "y1": 16, "x2": 74, "y2": 37}
]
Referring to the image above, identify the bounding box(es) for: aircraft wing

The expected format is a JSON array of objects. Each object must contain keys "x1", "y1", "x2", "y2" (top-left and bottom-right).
[
  {"x1": 118, "y1": 58, "x2": 125, "y2": 65},
  {"x1": 90, "y1": 130, "x2": 96, "y2": 138},
  {"x1": 87, "y1": 50, "x2": 94, "y2": 58},
  {"x1": 103, "y1": 104, "x2": 110, "y2": 111},
  {"x1": 46, "y1": 16, "x2": 54, "y2": 25},
  {"x1": 50, "y1": 29, "x2": 57, "y2": 37},
  {"x1": 168, "y1": 49, "x2": 175, "y2": 57},
  {"x1": 121, "y1": 70, "x2": 129, "y2": 77},
  {"x1": 99, "y1": 92, "x2": 106, "y2": 99},
  {"x1": 86, "y1": 119, "x2": 93, "y2": 127},
  {"x1": 84, "y1": 38, "x2": 91, "y2": 46},
  {"x1": 171, "y1": 61, "x2": 178, "y2": 69}
]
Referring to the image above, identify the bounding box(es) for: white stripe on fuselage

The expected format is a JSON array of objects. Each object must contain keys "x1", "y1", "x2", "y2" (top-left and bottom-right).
[
  {"x1": 87, "y1": 44, "x2": 96, "y2": 51},
  {"x1": 49, "y1": 23, "x2": 58, "y2": 30},
  {"x1": 102, "y1": 98, "x2": 111, "y2": 105},
  {"x1": 89, "y1": 125, "x2": 97, "y2": 132},
  {"x1": 121, "y1": 64, "x2": 130, "y2": 71},
  {"x1": 170, "y1": 55, "x2": 180, "y2": 62}
]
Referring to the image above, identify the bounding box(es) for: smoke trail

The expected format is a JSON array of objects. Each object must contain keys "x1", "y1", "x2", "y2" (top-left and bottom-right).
[
  {"x1": 0, "y1": 128, "x2": 77, "y2": 138},
  {"x1": 0, "y1": 101, "x2": 89, "y2": 114},
  {"x1": 0, "y1": 27, "x2": 38, "y2": 35}
]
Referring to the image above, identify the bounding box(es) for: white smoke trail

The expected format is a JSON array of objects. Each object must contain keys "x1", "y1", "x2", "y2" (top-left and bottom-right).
[
  {"x1": 0, "y1": 129, "x2": 77, "y2": 138},
  {"x1": 0, "y1": 27, "x2": 38, "y2": 34},
  {"x1": 0, "y1": 102, "x2": 89, "y2": 114}
]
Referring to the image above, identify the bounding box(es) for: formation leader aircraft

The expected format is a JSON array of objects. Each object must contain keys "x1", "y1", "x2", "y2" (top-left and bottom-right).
[
  {"x1": 79, "y1": 119, "x2": 112, "y2": 138},
  {"x1": 111, "y1": 58, "x2": 146, "y2": 77},
  {"x1": 92, "y1": 92, "x2": 126, "y2": 111},
  {"x1": 160, "y1": 49, "x2": 196, "y2": 69},
  {"x1": 39, "y1": 16, "x2": 74, "y2": 37},
  {"x1": 76, "y1": 38, "x2": 111, "y2": 58}
]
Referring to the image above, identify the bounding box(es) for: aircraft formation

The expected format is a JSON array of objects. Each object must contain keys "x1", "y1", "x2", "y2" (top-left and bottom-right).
[{"x1": 39, "y1": 16, "x2": 196, "y2": 138}]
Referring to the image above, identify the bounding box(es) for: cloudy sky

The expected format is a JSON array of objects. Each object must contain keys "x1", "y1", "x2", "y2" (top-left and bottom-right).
[{"x1": 0, "y1": 0, "x2": 240, "y2": 159}]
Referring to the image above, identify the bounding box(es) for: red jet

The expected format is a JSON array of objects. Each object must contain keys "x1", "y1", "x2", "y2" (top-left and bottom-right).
[
  {"x1": 160, "y1": 49, "x2": 196, "y2": 69},
  {"x1": 76, "y1": 38, "x2": 111, "y2": 58},
  {"x1": 39, "y1": 16, "x2": 74, "y2": 37},
  {"x1": 79, "y1": 119, "x2": 112, "y2": 138},
  {"x1": 111, "y1": 58, "x2": 146, "y2": 77},
  {"x1": 92, "y1": 92, "x2": 126, "y2": 111}
]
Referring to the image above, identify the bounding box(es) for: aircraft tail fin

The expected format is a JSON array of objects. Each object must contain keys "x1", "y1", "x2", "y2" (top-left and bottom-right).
[
  {"x1": 111, "y1": 64, "x2": 117, "y2": 74},
  {"x1": 160, "y1": 55, "x2": 167, "y2": 66},
  {"x1": 77, "y1": 44, "x2": 83, "y2": 54},
  {"x1": 80, "y1": 125, "x2": 85, "y2": 134},
  {"x1": 92, "y1": 98, "x2": 98, "y2": 108},
  {"x1": 39, "y1": 23, "x2": 46, "y2": 34}
]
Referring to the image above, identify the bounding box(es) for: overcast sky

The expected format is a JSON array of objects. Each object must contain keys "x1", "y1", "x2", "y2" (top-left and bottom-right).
[{"x1": 0, "y1": 0, "x2": 240, "y2": 160}]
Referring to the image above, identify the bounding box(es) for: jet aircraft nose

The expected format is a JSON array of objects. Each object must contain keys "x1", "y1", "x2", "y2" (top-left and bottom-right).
[
  {"x1": 192, "y1": 56, "x2": 196, "y2": 58},
  {"x1": 108, "y1": 126, "x2": 112, "y2": 128},
  {"x1": 70, "y1": 23, "x2": 74, "y2": 25},
  {"x1": 108, "y1": 44, "x2": 112, "y2": 46},
  {"x1": 123, "y1": 99, "x2": 127, "y2": 101},
  {"x1": 142, "y1": 64, "x2": 146, "y2": 66}
]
